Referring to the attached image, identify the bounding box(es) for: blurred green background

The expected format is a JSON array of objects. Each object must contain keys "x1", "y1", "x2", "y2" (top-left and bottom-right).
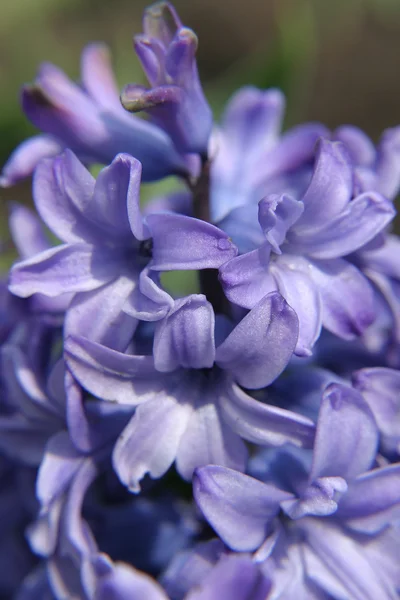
[{"x1": 0, "y1": 0, "x2": 399, "y2": 276}]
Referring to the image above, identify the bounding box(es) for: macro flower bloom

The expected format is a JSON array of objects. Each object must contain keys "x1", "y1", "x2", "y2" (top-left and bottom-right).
[
  {"x1": 9, "y1": 150, "x2": 237, "y2": 347},
  {"x1": 65, "y1": 292, "x2": 314, "y2": 491},
  {"x1": 219, "y1": 139, "x2": 395, "y2": 356},
  {"x1": 2, "y1": 1, "x2": 400, "y2": 598},
  {"x1": 0, "y1": 44, "x2": 188, "y2": 187},
  {"x1": 194, "y1": 383, "x2": 400, "y2": 599}
]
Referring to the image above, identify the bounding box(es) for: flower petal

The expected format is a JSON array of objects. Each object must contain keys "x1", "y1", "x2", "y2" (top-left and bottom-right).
[
  {"x1": 219, "y1": 383, "x2": 315, "y2": 448},
  {"x1": 193, "y1": 465, "x2": 293, "y2": 552},
  {"x1": 81, "y1": 43, "x2": 121, "y2": 111},
  {"x1": 271, "y1": 257, "x2": 322, "y2": 357},
  {"x1": 298, "y1": 139, "x2": 353, "y2": 228},
  {"x1": 337, "y1": 464, "x2": 400, "y2": 533},
  {"x1": 219, "y1": 247, "x2": 276, "y2": 309},
  {"x1": 154, "y1": 295, "x2": 215, "y2": 371},
  {"x1": 216, "y1": 292, "x2": 298, "y2": 387},
  {"x1": 0, "y1": 134, "x2": 64, "y2": 187},
  {"x1": 113, "y1": 393, "x2": 193, "y2": 492},
  {"x1": 64, "y1": 336, "x2": 156, "y2": 404},
  {"x1": 9, "y1": 244, "x2": 116, "y2": 298},
  {"x1": 310, "y1": 383, "x2": 378, "y2": 481},
  {"x1": 289, "y1": 192, "x2": 395, "y2": 259},
  {"x1": 309, "y1": 258, "x2": 375, "y2": 339},
  {"x1": 147, "y1": 213, "x2": 238, "y2": 270},
  {"x1": 176, "y1": 400, "x2": 247, "y2": 480}
]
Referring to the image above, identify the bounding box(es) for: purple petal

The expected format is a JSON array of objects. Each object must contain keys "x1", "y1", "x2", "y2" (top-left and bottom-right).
[
  {"x1": 309, "y1": 257, "x2": 375, "y2": 339},
  {"x1": 154, "y1": 295, "x2": 215, "y2": 371},
  {"x1": 9, "y1": 203, "x2": 49, "y2": 260},
  {"x1": 302, "y1": 520, "x2": 399, "y2": 600},
  {"x1": 298, "y1": 140, "x2": 353, "y2": 228},
  {"x1": 0, "y1": 135, "x2": 63, "y2": 187},
  {"x1": 36, "y1": 431, "x2": 83, "y2": 507},
  {"x1": 9, "y1": 244, "x2": 116, "y2": 298},
  {"x1": 94, "y1": 558, "x2": 168, "y2": 600},
  {"x1": 176, "y1": 400, "x2": 248, "y2": 480},
  {"x1": 186, "y1": 554, "x2": 271, "y2": 600},
  {"x1": 271, "y1": 257, "x2": 322, "y2": 357},
  {"x1": 113, "y1": 393, "x2": 192, "y2": 491},
  {"x1": 81, "y1": 43, "x2": 121, "y2": 111},
  {"x1": 147, "y1": 213, "x2": 237, "y2": 270},
  {"x1": 337, "y1": 463, "x2": 400, "y2": 533},
  {"x1": 216, "y1": 292, "x2": 298, "y2": 387},
  {"x1": 90, "y1": 154, "x2": 148, "y2": 241},
  {"x1": 289, "y1": 192, "x2": 395, "y2": 259},
  {"x1": 309, "y1": 383, "x2": 378, "y2": 482},
  {"x1": 64, "y1": 335, "x2": 156, "y2": 403},
  {"x1": 219, "y1": 247, "x2": 276, "y2": 309},
  {"x1": 124, "y1": 265, "x2": 173, "y2": 322},
  {"x1": 333, "y1": 125, "x2": 375, "y2": 166},
  {"x1": 65, "y1": 275, "x2": 138, "y2": 350},
  {"x1": 258, "y1": 193, "x2": 304, "y2": 254},
  {"x1": 219, "y1": 383, "x2": 315, "y2": 448},
  {"x1": 352, "y1": 367, "x2": 400, "y2": 447},
  {"x1": 193, "y1": 465, "x2": 293, "y2": 552},
  {"x1": 33, "y1": 150, "x2": 96, "y2": 244}
]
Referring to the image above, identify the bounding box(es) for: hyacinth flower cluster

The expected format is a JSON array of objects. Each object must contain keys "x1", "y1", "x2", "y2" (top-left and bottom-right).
[{"x1": 1, "y1": 2, "x2": 400, "y2": 599}]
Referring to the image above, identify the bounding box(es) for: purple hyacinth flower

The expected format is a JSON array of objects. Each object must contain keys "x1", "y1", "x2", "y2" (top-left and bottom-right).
[
  {"x1": 219, "y1": 139, "x2": 395, "y2": 356},
  {"x1": 194, "y1": 382, "x2": 400, "y2": 599},
  {"x1": 0, "y1": 44, "x2": 188, "y2": 186},
  {"x1": 65, "y1": 292, "x2": 314, "y2": 491},
  {"x1": 9, "y1": 151, "x2": 237, "y2": 347},
  {"x1": 210, "y1": 86, "x2": 329, "y2": 223},
  {"x1": 121, "y1": 2, "x2": 212, "y2": 156}
]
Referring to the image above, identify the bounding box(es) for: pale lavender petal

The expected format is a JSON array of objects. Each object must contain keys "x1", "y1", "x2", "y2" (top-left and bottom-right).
[
  {"x1": 89, "y1": 154, "x2": 147, "y2": 240},
  {"x1": 352, "y1": 367, "x2": 400, "y2": 447},
  {"x1": 0, "y1": 135, "x2": 63, "y2": 187},
  {"x1": 186, "y1": 554, "x2": 271, "y2": 600},
  {"x1": 176, "y1": 400, "x2": 248, "y2": 480},
  {"x1": 81, "y1": 43, "x2": 121, "y2": 111},
  {"x1": 302, "y1": 520, "x2": 399, "y2": 600},
  {"x1": 154, "y1": 295, "x2": 215, "y2": 372},
  {"x1": 94, "y1": 557, "x2": 168, "y2": 600},
  {"x1": 309, "y1": 383, "x2": 378, "y2": 481},
  {"x1": 33, "y1": 150, "x2": 97, "y2": 244},
  {"x1": 219, "y1": 247, "x2": 276, "y2": 309},
  {"x1": 258, "y1": 193, "x2": 304, "y2": 254},
  {"x1": 298, "y1": 140, "x2": 353, "y2": 228},
  {"x1": 271, "y1": 257, "x2": 321, "y2": 357},
  {"x1": 9, "y1": 204, "x2": 49, "y2": 259},
  {"x1": 113, "y1": 393, "x2": 193, "y2": 492},
  {"x1": 65, "y1": 275, "x2": 138, "y2": 350},
  {"x1": 375, "y1": 126, "x2": 400, "y2": 200},
  {"x1": 147, "y1": 213, "x2": 238, "y2": 270},
  {"x1": 337, "y1": 464, "x2": 400, "y2": 533},
  {"x1": 309, "y1": 257, "x2": 375, "y2": 339},
  {"x1": 64, "y1": 335, "x2": 156, "y2": 403},
  {"x1": 124, "y1": 265, "x2": 173, "y2": 321},
  {"x1": 219, "y1": 383, "x2": 315, "y2": 448},
  {"x1": 333, "y1": 125, "x2": 375, "y2": 166},
  {"x1": 289, "y1": 192, "x2": 395, "y2": 259},
  {"x1": 36, "y1": 431, "x2": 83, "y2": 507},
  {"x1": 193, "y1": 465, "x2": 293, "y2": 552},
  {"x1": 216, "y1": 292, "x2": 298, "y2": 387},
  {"x1": 9, "y1": 244, "x2": 116, "y2": 298}
]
